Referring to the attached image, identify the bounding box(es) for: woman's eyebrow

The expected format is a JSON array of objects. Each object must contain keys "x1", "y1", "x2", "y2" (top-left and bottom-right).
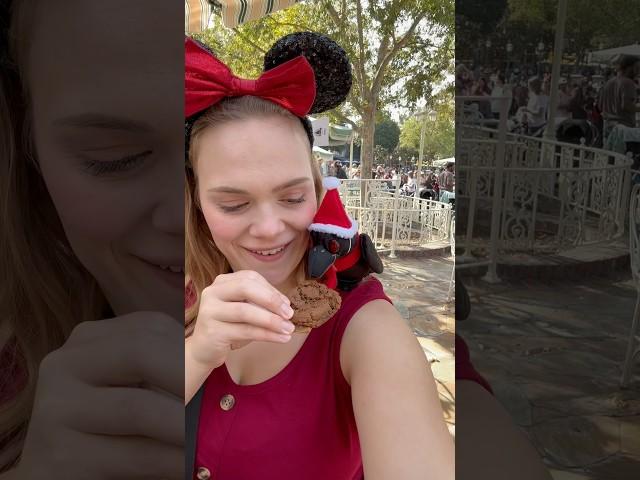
[
  {"x1": 53, "y1": 113, "x2": 153, "y2": 133},
  {"x1": 208, "y1": 177, "x2": 311, "y2": 194}
]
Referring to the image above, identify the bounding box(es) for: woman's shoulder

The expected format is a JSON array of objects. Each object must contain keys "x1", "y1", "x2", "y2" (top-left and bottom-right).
[
  {"x1": 337, "y1": 276, "x2": 391, "y2": 314},
  {"x1": 338, "y1": 286, "x2": 424, "y2": 386}
]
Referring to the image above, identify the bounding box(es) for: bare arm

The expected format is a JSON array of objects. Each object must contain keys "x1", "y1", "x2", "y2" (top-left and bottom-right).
[
  {"x1": 457, "y1": 380, "x2": 553, "y2": 480},
  {"x1": 341, "y1": 300, "x2": 454, "y2": 480}
]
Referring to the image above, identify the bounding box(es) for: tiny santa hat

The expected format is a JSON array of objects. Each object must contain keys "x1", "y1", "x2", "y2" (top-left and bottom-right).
[{"x1": 308, "y1": 177, "x2": 358, "y2": 239}]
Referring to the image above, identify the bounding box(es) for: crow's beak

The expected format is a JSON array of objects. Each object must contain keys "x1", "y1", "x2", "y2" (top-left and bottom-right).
[{"x1": 308, "y1": 245, "x2": 337, "y2": 279}]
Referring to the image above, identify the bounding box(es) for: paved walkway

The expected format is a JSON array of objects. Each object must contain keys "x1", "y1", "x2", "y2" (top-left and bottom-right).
[
  {"x1": 376, "y1": 255, "x2": 455, "y2": 436},
  {"x1": 458, "y1": 274, "x2": 640, "y2": 479}
]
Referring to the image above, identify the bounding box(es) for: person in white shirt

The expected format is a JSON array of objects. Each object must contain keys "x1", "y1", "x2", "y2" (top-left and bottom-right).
[
  {"x1": 490, "y1": 74, "x2": 511, "y2": 119},
  {"x1": 405, "y1": 171, "x2": 417, "y2": 195},
  {"x1": 523, "y1": 77, "x2": 549, "y2": 131}
]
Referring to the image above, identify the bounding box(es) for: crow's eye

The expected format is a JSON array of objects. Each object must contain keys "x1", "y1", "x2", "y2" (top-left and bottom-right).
[{"x1": 328, "y1": 239, "x2": 340, "y2": 254}]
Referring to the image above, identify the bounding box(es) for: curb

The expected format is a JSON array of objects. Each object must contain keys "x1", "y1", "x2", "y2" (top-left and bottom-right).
[
  {"x1": 459, "y1": 253, "x2": 630, "y2": 281},
  {"x1": 379, "y1": 245, "x2": 451, "y2": 259}
]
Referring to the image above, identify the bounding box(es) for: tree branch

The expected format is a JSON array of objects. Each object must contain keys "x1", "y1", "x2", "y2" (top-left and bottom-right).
[
  {"x1": 371, "y1": 13, "x2": 425, "y2": 97},
  {"x1": 231, "y1": 27, "x2": 268, "y2": 54},
  {"x1": 349, "y1": 91, "x2": 365, "y2": 114},
  {"x1": 264, "y1": 15, "x2": 309, "y2": 31},
  {"x1": 324, "y1": 1, "x2": 342, "y2": 27},
  {"x1": 332, "y1": 111, "x2": 360, "y2": 132},
  {"x1": 355, "y1": 0, "x2": 369, "y2": 98},
  {"x1": 324, "y1": 0, "x2": 367, "y2": 106}
]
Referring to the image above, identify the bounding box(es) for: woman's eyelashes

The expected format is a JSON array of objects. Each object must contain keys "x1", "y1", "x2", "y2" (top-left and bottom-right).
[
  {"x1": 218, "y1": 196, "x2": 306, "y2": 214},
  {"x1": 285, "y1": 195, "x2": 306, "y2": 204},
  {"x1": 80, "y1": 150, "x2": 153, "y2": 176},
  {"x1": 219, "y1": 202, "x2": 249, "y2": 213}
]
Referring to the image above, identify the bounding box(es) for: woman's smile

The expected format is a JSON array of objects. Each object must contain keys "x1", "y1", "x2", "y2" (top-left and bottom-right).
[{"x1": 242, "y1": 240, "x2": 293, "y2": 263}]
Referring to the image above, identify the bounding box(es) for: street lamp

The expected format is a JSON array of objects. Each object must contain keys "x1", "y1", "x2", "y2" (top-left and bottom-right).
[
  {"x1": 414, "y1": 109, "x2": 436, "y2": 199},
  {"x1": 485, "y1": 39, "x2": 492, "y2": 65},
  {"x1": 506, "y1": 41, "x2": 513, "y2": 78}
]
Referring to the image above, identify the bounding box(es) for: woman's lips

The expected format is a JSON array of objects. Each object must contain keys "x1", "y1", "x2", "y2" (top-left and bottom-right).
[{"x1": 243, "y1": 242, "x2": 292, "y2": 263}]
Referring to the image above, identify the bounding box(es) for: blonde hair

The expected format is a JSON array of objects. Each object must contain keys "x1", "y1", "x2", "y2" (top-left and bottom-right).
[
  {"x1": 1, "y1": 1, "x2": 108, "y2": 470},
  {"x1": 184, "y1": 96, "x2": 323, "y2": 335}
]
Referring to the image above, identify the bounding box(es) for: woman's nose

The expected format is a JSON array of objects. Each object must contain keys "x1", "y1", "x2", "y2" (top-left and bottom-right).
[{"x1": 248, "y1": 206, "x2": 286, "y2": 238}]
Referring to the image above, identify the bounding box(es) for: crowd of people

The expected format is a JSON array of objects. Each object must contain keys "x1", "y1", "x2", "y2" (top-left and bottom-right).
[
  {"x1": 315, "y1": 157, "x2": 456, "y2": 202},
  {"x1": 456, "y1": 54, "x2": 640, "y2": 149},
  {"x1": 371, "y1": 163, "x2": 455, "y2": 200}
]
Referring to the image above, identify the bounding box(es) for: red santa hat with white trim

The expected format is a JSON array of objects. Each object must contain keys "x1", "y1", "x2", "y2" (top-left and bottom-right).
[{"x1": 308, "y1": 177, "x2": 358, "y2": 238}]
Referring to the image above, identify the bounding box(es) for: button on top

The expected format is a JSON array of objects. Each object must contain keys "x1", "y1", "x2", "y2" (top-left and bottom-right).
[
  {"x1": 220, "y1": 394, "x2": 235, "y2": 411},
  {"x1": 196, "y1": 466, "x2": 211, "y2": 480}
]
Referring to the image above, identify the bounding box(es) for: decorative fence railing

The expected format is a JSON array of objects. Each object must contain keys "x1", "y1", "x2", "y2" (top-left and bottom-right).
[
  {"x1": 456, "y1": 95, "x2": 632, "y2": 281},
  {"x1": 336, "y1": 179, "x2": 453, "y2": 256}
]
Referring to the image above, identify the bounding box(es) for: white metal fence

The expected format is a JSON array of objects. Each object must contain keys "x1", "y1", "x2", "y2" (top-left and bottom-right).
[
  {"x1": 336, "y1": 179, "x2": 453, "y2": 256},
  {"x1": 456, "y1": 96, "x2": 632, "y2": 281}
]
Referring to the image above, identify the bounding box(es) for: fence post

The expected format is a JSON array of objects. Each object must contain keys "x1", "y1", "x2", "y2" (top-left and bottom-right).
[
  {"x1": 483, "y1": 96, "x2": 508, "y2": 283},
  {"x1": 389, "y1": 177, "x2": 402, "y2": 258}
]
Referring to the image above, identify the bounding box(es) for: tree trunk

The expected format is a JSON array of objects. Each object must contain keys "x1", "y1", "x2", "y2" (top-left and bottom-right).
[{"x1": 360, "y1": 104, "x2": 376, "y2": 181}]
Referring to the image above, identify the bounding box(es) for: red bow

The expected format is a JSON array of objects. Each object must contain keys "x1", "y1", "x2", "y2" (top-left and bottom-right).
[{"x1": 185, "y1": 37, "x2": 316, "y2": 118}]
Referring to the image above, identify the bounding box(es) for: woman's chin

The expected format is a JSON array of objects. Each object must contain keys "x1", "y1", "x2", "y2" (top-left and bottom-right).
[{"x1": 257, "y1": 268, "x2": 295, "y2": 290}]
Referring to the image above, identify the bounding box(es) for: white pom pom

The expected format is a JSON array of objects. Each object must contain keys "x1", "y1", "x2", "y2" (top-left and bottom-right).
[{"x1": 322, "y1": 176, "x2": 341, "y2": 190}]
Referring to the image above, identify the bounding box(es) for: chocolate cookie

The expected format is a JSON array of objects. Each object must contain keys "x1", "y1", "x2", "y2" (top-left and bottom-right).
[{"x1": 287, "y1": 280, "x2": 341, "y2": 333}]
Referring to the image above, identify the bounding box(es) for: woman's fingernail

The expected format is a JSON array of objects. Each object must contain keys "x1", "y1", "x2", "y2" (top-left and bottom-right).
[
  {"x1": 281, "y1": 303, "x2": 294, "y2": 318},
  {"x1": 278, "y1": 334, "x2": 292, "y2": 342},
  {"x1": 281, "y1": 295, "x2": 291, "y2": 305},
  {"x1": 281, "y1": 321, "x2": 295, "y2": 334}
]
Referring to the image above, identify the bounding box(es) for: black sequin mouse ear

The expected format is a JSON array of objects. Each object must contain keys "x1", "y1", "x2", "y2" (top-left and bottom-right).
[{"x1": 264, "y1": 32, "x2": 352, "y2": 114}]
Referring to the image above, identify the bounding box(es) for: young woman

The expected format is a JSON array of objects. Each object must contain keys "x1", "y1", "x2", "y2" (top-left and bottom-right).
[
  {"x1": 184, "y1": 34, "x2": 454, "y2": 480},
  {"x1": 1, "y1": 2, "x2": 184, "y2": 477}
]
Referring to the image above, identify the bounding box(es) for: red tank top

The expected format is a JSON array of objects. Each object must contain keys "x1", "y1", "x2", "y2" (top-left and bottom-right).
[
  {"x1": 193, "y1": 277, "x2": 391, "y2": 480},
  {"x1": 455, "y1": 334, "x2": 493, "y2": 394}
]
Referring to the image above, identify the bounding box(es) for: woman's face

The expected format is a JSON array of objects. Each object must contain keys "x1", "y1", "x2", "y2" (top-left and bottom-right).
[
  {"x1": 25, "y1": 1, "x2": 184, "y2": 320},
  {"x1": 195, "y1": 115, "x2": 318, "y2": 292}
]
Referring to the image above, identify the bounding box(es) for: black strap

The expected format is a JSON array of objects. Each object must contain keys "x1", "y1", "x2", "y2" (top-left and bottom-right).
[{"x1": 185, "y1": 386, "x2": 204, "y2": 480}]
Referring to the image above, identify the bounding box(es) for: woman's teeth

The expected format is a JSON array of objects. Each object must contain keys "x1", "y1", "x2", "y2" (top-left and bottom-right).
[
  {"x1": 250, "y1": 245, "x2": 285, "y2": 256},
  {"x1": 158, "y1": 265, "x2": 184, "y2": 273}
]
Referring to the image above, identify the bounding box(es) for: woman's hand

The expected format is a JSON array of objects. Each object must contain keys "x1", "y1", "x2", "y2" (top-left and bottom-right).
[
  {"x1": 13, "y1": 312, "x2": 184, "y2": 479},
  {"x1": 185, "y1": 270, "x2": 295, "y2": 402}
]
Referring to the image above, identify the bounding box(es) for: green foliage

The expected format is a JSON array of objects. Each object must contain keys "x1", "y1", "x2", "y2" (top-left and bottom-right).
[
  {"x1": 373, "y1": 144, "x2": 389, "y2": 165},
  {"x1": 374, "y1": 119, "x2": 400, "y2": 152},
  {"x1": 456, "y1": 0, "x2": 508, "y2": 33},
  {"x1": 400, "y1": 90, "x2": 454, "y2": 161},
  {"x1": 505, "y1": 0, "x2": 640, "y2": 62},
  {"x1": 396, "y1": 145, "x2": 420, "y2": 164}
]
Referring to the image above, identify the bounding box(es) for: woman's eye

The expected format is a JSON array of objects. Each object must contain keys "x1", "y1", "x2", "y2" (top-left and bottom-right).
[
  {"x1": 219, "y1": 203, "x2": 249, "y2": 213},
  {"x1": 81, "y1": 150, "x2": 152, "y2": 176},
  {"x1": 284, "y1": 196, "x2": 306, "y2": 204}
]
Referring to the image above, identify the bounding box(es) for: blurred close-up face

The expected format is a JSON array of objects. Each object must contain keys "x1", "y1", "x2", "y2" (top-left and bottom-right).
[
  {"x1": 23, "y1": 1, "x2": 184, "y2": 320},
  {"x1": 195, "y1": 114, "x2": 318, "y2": 292}
]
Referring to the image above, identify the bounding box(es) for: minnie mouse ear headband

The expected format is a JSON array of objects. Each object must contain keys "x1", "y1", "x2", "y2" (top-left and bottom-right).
[
  {"x1": 184, "y1": 38, "x2": 316, "y2": 118},
  {"x1": 185, "y1": 31, "x2": 352, "y2": 154}
]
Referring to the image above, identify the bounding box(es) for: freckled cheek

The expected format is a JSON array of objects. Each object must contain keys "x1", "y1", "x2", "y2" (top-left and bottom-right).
[
  {"x1": 303, "y1": 201, "x2": 318, "y2": 225},
  {"x1": 288, "y1": 201, "x2": 318, "y2": 232},
  {"x1": 200, "y1": 206, "x2": 244, "y2": 246}
]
